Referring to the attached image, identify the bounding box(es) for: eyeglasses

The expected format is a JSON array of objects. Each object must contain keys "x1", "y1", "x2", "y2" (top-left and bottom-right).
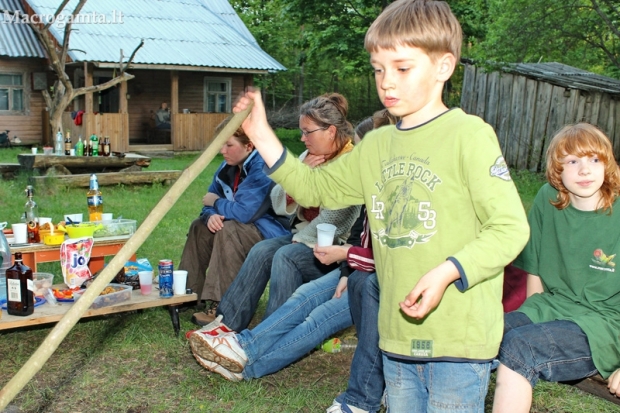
[{"x1": 300, "y1": 127, "x2": 327, "y2": 137}]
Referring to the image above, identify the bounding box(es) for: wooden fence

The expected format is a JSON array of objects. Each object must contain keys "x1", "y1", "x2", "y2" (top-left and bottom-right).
[
  {"x1": 172, "y1": 113, "x2": 229, "y2": 151},
  {"x1": 461, "y1": 64, "x2": 620, "y2": 171}
]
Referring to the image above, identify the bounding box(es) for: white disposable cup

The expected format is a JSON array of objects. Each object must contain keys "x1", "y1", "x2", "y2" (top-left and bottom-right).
[
  {"x1": 31, "y1": 147, "x2": 38, "y2": 154},
  {"x1": 138, "y1": 271, "x2": 153, "y2": 295},
  {"x1": 12, "y1": 223, "x2": 27, "y2": 244},
  {"x1": 70, "y1": 149, "x2": 75, "y2": 156},
  {"x1": 173, "y1": 270, "x2": 188, "y2": 295},
  {"x1": 316, "y1": 223, "x2": 337, "y2": 247},
  {"x1": 38, "y1": 217, "x2": 52, "y2": 228},
  {"x1": 101, "y1": 213, "x2": 113, "y2": 221}
]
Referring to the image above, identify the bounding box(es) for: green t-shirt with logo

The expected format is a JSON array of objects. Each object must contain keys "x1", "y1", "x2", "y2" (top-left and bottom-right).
[
  {"x1": 269, "y1": 108, "x2": 530, "y2": 360},
  {"x1": 515, "y1": 183, "x2": 620, "y2": 378}
]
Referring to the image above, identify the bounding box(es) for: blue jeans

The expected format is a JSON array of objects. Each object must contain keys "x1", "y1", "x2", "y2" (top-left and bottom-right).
[
  {"x1": 499, "y1": 311, "x2": 597, "y2": 387},
  {"x1": 336, "y1": 272, "x2": 383, "y2": 412},
  {"x1": 217, "y1": 235, "x2": 334, "y2": 332},
  {"x1": 237, "y1": 269, "x2": 353, "y2": 379},
  {"x1": 383, "y1": 357, "x2": 491, "y2": 413}
]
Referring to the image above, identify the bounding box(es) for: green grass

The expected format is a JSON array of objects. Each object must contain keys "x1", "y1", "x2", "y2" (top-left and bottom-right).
[{"x1": 1, "y1": 143, "x2": 618, "y2": 412}]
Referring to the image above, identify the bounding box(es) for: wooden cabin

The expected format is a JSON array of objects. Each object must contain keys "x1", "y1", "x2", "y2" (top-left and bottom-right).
[
  {"x1": 461, "y1": 61, "x2": 620, "y2": 171},
  {"x1": 1, "y1": 0, "x2": 285, "y2": 152}
]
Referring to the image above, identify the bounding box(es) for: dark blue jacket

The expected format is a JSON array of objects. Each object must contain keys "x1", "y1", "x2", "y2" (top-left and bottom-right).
[{"x1": 200, "y1": 150, "x2": 290, "y2": 239}]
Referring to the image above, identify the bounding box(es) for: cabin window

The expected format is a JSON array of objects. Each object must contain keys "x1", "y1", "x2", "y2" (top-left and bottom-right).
[
  {"x1": 0, "y1": 73, "x2": 24, "y2": 112},
  {"x1": 204, "y1": 77, "x2": 231, "y2": 113}
]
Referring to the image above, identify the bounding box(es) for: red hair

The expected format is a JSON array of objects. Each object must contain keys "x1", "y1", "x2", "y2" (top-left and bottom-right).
[{"x1": 546, "y1": 123, "x2": 620, "y2": 211}]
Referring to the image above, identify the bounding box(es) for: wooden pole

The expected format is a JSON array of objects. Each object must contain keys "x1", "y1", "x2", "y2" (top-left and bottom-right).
[{"x1": 0, "y1": 104, "x2": 253, "y2": 410}]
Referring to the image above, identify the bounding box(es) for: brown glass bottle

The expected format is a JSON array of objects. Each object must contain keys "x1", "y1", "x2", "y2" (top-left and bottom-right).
[{"x1": 6, "y1": 252, "x2": 34, "y2": 316}]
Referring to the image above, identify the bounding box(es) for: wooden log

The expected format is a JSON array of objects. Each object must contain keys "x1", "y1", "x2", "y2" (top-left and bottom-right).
[
  {"x1": 570, "y1": 375, "x2": 620, "y2": 406},
  {"x1": 0, "y1": 163, "x2": 20, "y2": 173},
  {"x1": 17, "y1": 153, "x2": 151, "y2": 171},
  {"x1": 30, "y1": 171, "x2": 182, "y2": 187},
  {"x1": 0, "y1": 103, "x2": 254, "y2": 411}
]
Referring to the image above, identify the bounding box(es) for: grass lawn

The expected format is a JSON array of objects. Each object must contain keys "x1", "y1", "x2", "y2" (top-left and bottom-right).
[{"x1": 0, "y1": 137, "x2": 619, "y2": 412}]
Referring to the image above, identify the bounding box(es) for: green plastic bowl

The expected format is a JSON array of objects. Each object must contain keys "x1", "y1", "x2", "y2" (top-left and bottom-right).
[{"x1": 65, "y1": 223, "x2": 103, "y2": 239}]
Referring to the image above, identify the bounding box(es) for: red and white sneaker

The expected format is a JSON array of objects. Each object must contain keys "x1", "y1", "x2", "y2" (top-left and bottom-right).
[
  {"x1": 188, "y1": 316, "x2": 248, "y2": 373},
  {"x1": 192, "y1": 351, "x2": 243, "y2": 382}
]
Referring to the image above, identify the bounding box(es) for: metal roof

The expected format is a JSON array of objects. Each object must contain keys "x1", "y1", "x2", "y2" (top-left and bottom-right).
[
  {"x1": 505, "y1": 62, "x2": 620, "y2": 96},
  {"x1": 22, "y1": 0, "x2": 285, "y2": 71},
  {"x1": 0, "y1": 0, "x2": 46, "y2": 57}
]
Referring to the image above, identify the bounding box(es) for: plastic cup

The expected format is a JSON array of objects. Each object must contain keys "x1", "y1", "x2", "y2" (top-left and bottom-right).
[
  {"x1": 101, "y1": 213, "x2": 113, "y2": 221},
  {"x1": 12, "y1": 223, "x2": 27, "y2": 244},
  {"x1": 43, "y1": 147, "x2": 53, "y2": 155},
  {"x1": 316, "y1": 223, "x2": 337, "y2": 247},
  {"x1": 38, "y1": 217, "x2": 52, "y2": 228},
  {"x1": 138, "y1": 271, "x2": 153, "y2": 295},
  {"x1": 64, "y1": 213, "x2": 83, "y2": 224},
  {"x1": 173, "y1": 270, "x2": 188, "y2": 295},
  {"x1": 70, "y1": 149, "x2": 76, "y2": 156},
  {"x1": 31, "y1": 147, "x2": 38, "y2": 154}
]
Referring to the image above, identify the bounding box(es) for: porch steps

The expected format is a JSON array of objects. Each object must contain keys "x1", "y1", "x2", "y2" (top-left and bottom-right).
[{"x1": 30, "y1": 170, "x2": 183, "y2": 187}]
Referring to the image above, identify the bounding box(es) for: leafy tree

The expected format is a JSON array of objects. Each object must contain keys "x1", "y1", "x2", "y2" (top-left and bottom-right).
[{"x1": 475, "y1": 0, "x2": 620, "y2": 76}]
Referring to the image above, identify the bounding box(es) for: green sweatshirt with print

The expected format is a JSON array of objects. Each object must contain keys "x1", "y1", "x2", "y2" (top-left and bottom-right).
[{"x1": 268, "y1": 109, "x2": 530, "y2": 360}]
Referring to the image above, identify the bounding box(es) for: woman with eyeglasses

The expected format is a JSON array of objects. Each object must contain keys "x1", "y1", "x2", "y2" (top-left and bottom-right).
[{"x1": 188, "y1": 93, "x2": 361, "y2": 333}]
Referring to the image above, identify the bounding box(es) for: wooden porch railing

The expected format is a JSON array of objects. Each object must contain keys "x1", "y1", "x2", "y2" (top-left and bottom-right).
[{"x1": 172, "y1": 113, "x2": 229, "y2": 151}]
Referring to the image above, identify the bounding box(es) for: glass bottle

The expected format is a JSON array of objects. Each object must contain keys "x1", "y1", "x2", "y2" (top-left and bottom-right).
[
  {"x1": 103, "y1": 136, "x2": 111, "y2": 156},
  {"x1": 87, "y1": 136, "x2": 93, "y2": 156},
  {"x1": 24, "y1": 185, "x2": 40, "y2": 243},
  {"x1": 55, "y1": 128, "x2": 64, "y2": 156},
  {"x1": 87, "y1": 174, "x2": 103, "y2": 221},
  {"x1": 64, "y1": 130, "x2": 72, "y2": 155},
  {"x1": 6, "y1": 252, "x2": 34, "y2": 316},
  {"x1": 91, "y1": 135, "x2": 99, "y2": 157}
]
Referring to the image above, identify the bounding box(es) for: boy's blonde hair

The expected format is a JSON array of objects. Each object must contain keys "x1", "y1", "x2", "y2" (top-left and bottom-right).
[
  {"x1": 546, "y1": 123, "x2": 620, "y2": 211},
  {"x1": 364, "y1": 0, "x2": 462, "y2": 61}
]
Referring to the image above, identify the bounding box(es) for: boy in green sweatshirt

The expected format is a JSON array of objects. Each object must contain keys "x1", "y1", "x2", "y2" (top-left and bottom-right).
[{"x1": 233, "y1": 1, "x2": 529, "y2": 410}]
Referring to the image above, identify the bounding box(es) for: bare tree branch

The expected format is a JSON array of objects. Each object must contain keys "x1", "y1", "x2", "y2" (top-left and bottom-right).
[
  {"x1": 43, "y1": 0, "x2": 71, "y2": 31},
  {"x1": 72, "y1": 72, "x2": 135, "y2": 99},
  {"x1": 122, "y1": 39, "x2": 144, "y2": 73},
  {"x1": 59, "y1": 0, "x2": 88, "y2": 68}
]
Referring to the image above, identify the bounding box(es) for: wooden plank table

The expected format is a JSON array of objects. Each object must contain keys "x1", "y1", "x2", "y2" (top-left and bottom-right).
[
  {"x1": 10, "y1": 235, "x2": 136, "y2": 273},
  {"x1": 0, "y1": 288, "x2": 197, "y2": 336},
  {"x1": 17, "y1": 153, "x2": 151, "y2": 173}
]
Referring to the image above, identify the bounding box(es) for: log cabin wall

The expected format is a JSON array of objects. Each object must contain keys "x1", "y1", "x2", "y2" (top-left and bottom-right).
[
  {"x1": 0, "y1": 57, "x2": 49, "y2": 146},
  {"x1": 461, "y1": 63, "x2": 620, "y2": 171}
]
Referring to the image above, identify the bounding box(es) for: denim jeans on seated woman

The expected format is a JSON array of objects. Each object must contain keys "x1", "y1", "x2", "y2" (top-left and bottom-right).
[
  {"x1": 336, "y1": 272, "x2": 383, "y2": 413},
  {"x1": 237, "y1": 268, "x2": 353, "y2": 379},
  {"x1": 217, "y1": 234, "x2": 335, "y2": 332}
]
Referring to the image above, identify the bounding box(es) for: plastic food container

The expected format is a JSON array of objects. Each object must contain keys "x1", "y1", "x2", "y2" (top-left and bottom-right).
[
  {"x1": 92, "y1": 219, "x2": 137, "y2": 238},
  {"x1": 65, "y1": 223, "x2": 103, "y2": 239},
  {"x1": 33, "y1": 272, "x2": 55, "y2": 296},
  {"x1": 73, "y1": 283, "x2": 133, "y2": 309}
]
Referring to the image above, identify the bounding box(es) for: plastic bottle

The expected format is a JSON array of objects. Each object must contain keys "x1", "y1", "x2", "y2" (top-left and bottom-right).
[
  {"x1": 55, "y1": 128, "x2": 64, "y2": 156},
  {"x1": 91, "y1": 135, "x2": 99, "y2": 157},
  {"x1": 87, "y1": 174, "x2": 103, "y2": 221},
  {"x1": 318, "y1": 337, "x2": 358, "y2": 353},
  {"x1": 76, "y1": 135, "x2": 84, "y2": 156},
  {"x1": 0, "y1": 223, "x2": 11, "y2": 303}
]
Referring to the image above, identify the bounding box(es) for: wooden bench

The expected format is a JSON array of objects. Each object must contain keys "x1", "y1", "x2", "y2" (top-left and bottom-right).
[
  {"x1": 18, "y1": 153, "x2": 152, "y2": 174},
  {"x1": 30, "y1": 170, "x2": 183, "y2": 187},
  {"x1": 0, "y1": 162, "x2": 20, "y2": 179}
]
